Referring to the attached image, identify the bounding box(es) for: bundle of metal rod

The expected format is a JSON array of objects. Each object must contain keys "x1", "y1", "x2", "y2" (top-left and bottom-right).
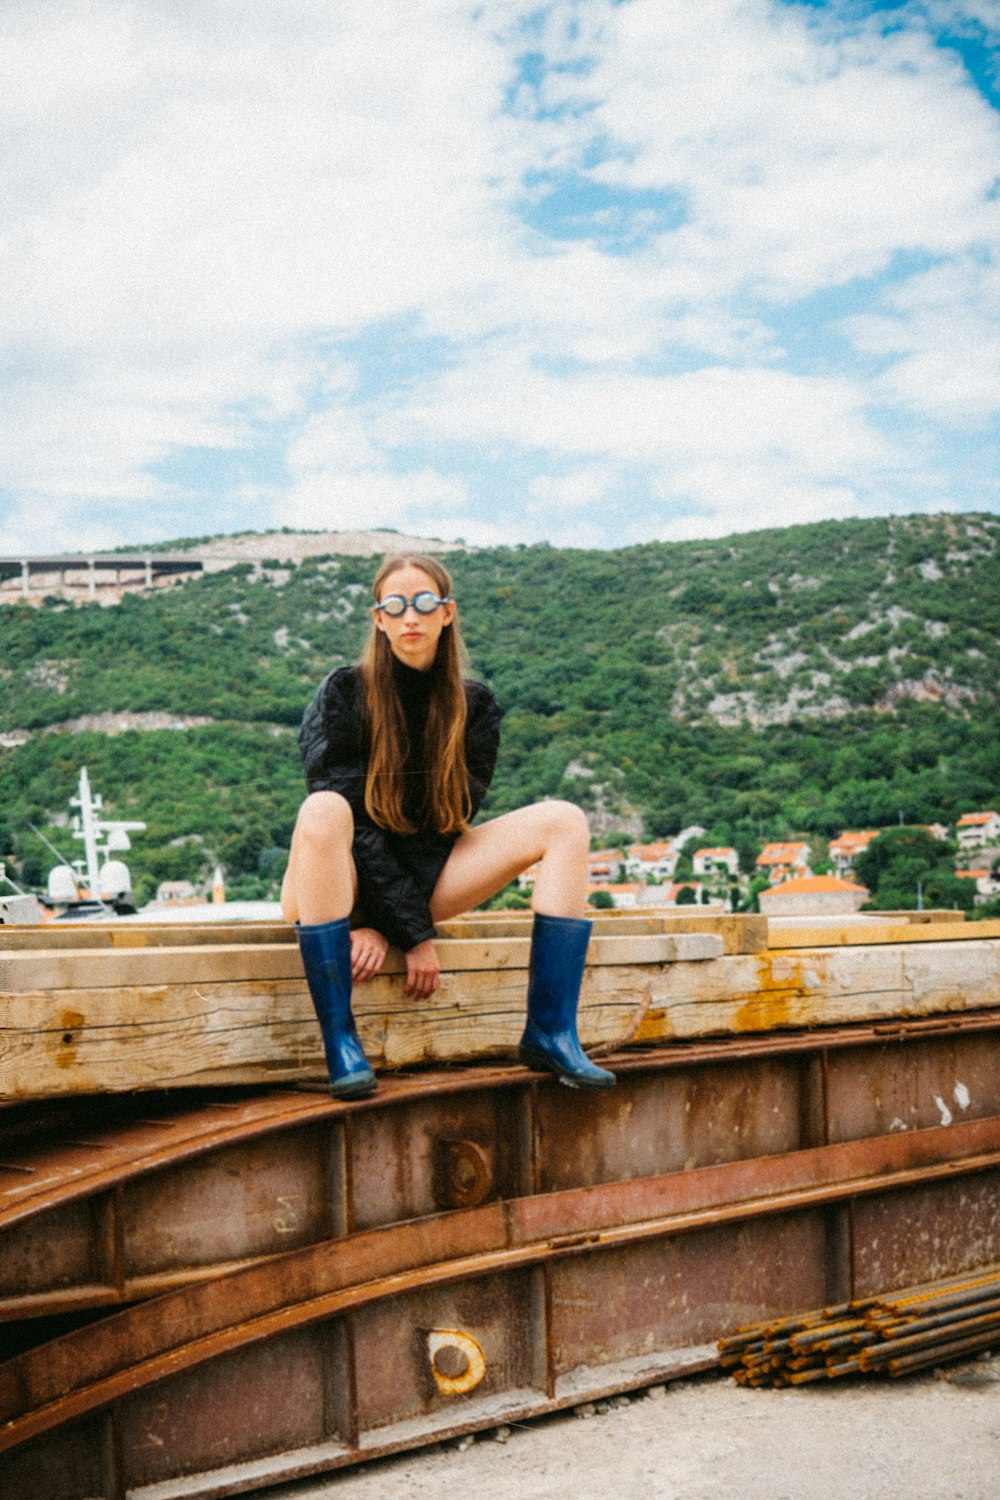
[{"x1": 720, "y1": 1266, "x2": 1000, "y2": 1386}]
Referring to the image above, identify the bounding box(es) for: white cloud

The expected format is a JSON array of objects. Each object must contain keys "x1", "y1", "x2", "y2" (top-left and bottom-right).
[
  {"x1": 845, "y1": 252, "x2": 1000, "y2": 423},
  {"x1": 916, "y1": 2, "x2": 1000, "y2": 31},
  {"x1": 542, "y1": 0, "x2": 1000, "y2": 298},
  {"x1": 283, "y1": 421, "x2": 472, "y2": 534},
  {"x1": 648, "y1": 461, "x2": 862, "y2": 543},
  {"x1": 395, "y1": 352, "x2": 895, "y2": 472},
  {"x1": 0, "y1": 0, "x2": 997, "y2": 549},
  {"x1": 0, "y1": 3, "x2": 514, "y2": 351},
  {"x1": 527, "y1": 467, "x2": 617, "y2": 511}
]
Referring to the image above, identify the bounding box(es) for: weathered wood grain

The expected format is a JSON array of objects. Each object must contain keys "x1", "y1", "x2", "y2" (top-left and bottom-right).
[
  {"x1": 770, "y1": 918, "x2": 1000, "y2": 948},
  {"x1": 3, "y1": 935, "x2": 1000, "y2": 1100},
  {"x1": 0, "y1": 933, "x2": 721, "y2": 993},
  {"x1": 0, "y1": 911, "x2": 767, "y2": 954},
  {"x1": 7, "y1": 911, "x2": 990, "y2": 958}
]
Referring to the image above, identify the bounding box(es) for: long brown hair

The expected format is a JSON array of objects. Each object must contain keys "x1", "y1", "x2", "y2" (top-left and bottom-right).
[{"x1": 360, "y1": 554, "x2": 472, "y2": 835}]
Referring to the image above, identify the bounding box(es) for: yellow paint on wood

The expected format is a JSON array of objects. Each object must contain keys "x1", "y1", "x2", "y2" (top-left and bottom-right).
[{"x1": 770, "y1": 919, "x2": 1000, "y2": 948}]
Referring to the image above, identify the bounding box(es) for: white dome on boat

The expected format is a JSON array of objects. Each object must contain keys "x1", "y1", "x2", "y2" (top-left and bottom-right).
[
  {"x1": 47, "y1": 865, "x2": 79, "y2": 899},
  {"x1": 98, "y1": 860, "x2": 132, "y2": 897}
]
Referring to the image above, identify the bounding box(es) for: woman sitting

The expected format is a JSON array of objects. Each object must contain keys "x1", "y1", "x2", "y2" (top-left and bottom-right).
[{"x1": 281, "y1": 553, "x2": 615, "y2": 1098}]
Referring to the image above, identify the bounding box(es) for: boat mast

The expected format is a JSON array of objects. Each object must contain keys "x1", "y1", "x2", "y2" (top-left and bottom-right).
[
  {"x1": 70, "y1": 768, "x2": 147, "y2": 899},
  {"x1": 72, "y1": 768, "x2": 102, "y2": 898}
]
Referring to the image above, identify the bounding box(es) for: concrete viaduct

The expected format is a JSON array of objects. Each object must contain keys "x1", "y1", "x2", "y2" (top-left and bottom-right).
[{"x1": 0, "y1": 554, "x2": 203, "y2": 601}]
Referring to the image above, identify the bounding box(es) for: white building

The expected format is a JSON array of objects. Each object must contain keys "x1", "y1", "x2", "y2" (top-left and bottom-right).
[
  {"x1": 759, "y1": 875, "x2": 869, "y2": 917},
  {"x1": 624, "y1": 842, "x2": 678, "y2": 882},
  {"x1": 587, "y1": 850, "x2": 622, "y2": 885},
  {"x1": 956, "y1": 869, "x2": 1000, "y2": 902},
  {"x1": 693, "y1": 847, "x2": 739, "y2": 878},
  {"x1": 956, "y1": 812, "x2": 1000, "y2": 851},
  {"x1": 755, "y1": 841, "x2": 812, "y2": 886},
  {"x1": 828, "y1": 830, "x2": 878, "y2": 878}
]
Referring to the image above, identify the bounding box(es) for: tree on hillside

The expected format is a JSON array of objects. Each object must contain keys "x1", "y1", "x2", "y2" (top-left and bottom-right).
[
  {"x1": 744, "y1": 874, "x2": 771, "y2": 912},
  {"x1": 5, "y1": 521, "x2": 1000, "y2": 901},
  {"x1": 854, "y1": 827, "x2": 972, "y2": 912}
]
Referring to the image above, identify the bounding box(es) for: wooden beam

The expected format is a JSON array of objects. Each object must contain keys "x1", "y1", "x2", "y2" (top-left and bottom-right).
[
  {"x1": 3, "y1": 934, "x2": 999, "y2": 1101},
  {"x1": 771, "y1": 919, "x2": 1000, "y2": 948},
  {"x1": 0, "y1": 932, "x2": 721, "y2": 993},
  {"x1": 0, "y1": 911, "x2": 767, "y2": 955}
]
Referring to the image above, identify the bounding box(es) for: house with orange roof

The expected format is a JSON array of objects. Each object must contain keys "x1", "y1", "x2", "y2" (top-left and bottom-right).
[
  {"x1": 520, "y1": 848, "x2": 624, "y2": 892},
  {"x1": 624, "y1": 842, "x2": 678, "y2": 882},
  {"x1": 828, "y1": 830, "x2": 878, "y2": 878},
  {"x1": 755, "y1": 841, "x2": 811, "y2": 886},
  {"x1": 692, "y1": 846, "x2": 739, "y2": 878},
  {"x1": 759, "y1": 874, "x2": 869, "y2": 917},
  {"x1": 955, "y1": 869, "x2": 1000, "y2": 902},
  {"x1": 956, "y1": 812, "x2": 1000, "y2": 851},
  {"x1": 587, "y1": 850, "x2": 622, "y2": 884},
  {"x1": 602, "y1": 881, "x2": 642, "y2": 909}
]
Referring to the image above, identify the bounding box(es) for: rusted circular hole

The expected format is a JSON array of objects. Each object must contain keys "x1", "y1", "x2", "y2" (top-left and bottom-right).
[
  {"x1": 62, "y1": 1032, "x2": 75, "y2": 1045},
  {"x1": 432, "y1": 1344, "x2": 470, "y2": 1379},
  {"x1": 453, "y1": 1159, "x2": 477, "y2": 1193}
]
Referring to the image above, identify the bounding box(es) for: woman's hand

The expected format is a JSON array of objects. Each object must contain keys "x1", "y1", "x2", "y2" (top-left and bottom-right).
[
  {"x1": 404, "y1": 939, "x2": 440, "y2": 998},
  {"x1": 350, "y1": 927, "x2": 389, "y2": 983}
]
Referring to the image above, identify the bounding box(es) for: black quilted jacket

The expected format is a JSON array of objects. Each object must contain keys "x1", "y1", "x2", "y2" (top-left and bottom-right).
[{"x1": 298, "y1": 662, "x2": 503, "y2": 951}]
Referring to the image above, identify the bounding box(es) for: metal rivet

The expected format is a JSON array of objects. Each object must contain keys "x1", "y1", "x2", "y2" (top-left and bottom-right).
[{"x1": 433, "y1": 1138, "x2": 493, "y2": 1209}]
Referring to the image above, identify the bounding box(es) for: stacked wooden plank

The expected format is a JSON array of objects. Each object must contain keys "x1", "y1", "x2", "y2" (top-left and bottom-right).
[
  {"x1": 720, "y1": 1266, "x2": 1000, "y2": 1384},
  {"x1": 3, "y1": 909, "x2": 1000, "y2": 1099}
]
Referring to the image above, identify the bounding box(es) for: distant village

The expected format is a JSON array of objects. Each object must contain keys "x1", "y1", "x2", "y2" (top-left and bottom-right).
[{"x1": 519, "y1": 811, "x2": 1000, "y2": 917}]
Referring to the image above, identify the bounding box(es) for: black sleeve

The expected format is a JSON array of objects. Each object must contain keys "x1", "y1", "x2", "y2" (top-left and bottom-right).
[
  {"x1": 298, "y1": 668, "x2": 438, "y2": 951},
  {"x1": 464, "y1": 680, "x2": 503, "y2": 818}
]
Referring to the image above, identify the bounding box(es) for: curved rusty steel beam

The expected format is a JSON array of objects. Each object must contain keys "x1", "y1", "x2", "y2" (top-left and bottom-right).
[
  {"x1": 4, "y1": 1011, "x2": 1000, "y2": 1323},
  {"x1": 3, "y1": 1112, "x2": 1000, "y2": 1462},
  {"x1": 6, "y1": 1010, "x2": 1000, "y2": 1230}
]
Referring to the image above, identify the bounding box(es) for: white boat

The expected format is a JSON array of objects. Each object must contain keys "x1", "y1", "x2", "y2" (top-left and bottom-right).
[{"x1": 43, "y1": 767, "x2": 147, "y2": 919}]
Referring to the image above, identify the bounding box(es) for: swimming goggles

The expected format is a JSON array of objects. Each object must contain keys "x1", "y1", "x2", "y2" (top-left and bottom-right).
[{"x1": 373, "y1": 591, "x2": 453, "y2": 617}]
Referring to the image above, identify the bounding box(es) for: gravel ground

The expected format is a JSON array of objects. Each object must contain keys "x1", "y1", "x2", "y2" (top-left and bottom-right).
[{"x1": 265, "y1": 1358, "x2": 1000, "y2": 1500}]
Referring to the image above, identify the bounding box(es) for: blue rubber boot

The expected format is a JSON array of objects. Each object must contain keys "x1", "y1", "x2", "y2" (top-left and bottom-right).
[
  {"x1": 518, "y1": 913, "x2": 616, "y2": 1089},
  {"x1": 296, "y1": 918, "x2": 376, "y2": 1099}
]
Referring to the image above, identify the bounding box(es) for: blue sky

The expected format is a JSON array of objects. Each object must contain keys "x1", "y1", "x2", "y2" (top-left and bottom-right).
[{"x1": 1, "y1": 0, "x2": 998, "y2": 553}]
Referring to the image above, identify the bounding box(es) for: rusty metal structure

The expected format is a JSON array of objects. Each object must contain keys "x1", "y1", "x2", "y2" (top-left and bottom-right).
[{"x1": 2, "y1": 911, "x2": 1000, "y2": 1496}]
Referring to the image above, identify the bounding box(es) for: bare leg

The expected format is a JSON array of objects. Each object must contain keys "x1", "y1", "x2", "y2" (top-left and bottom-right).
[
  {"x1": 429, "y1": 800, "x2": 589, "y2": 922},
  {"x1": 433, "y1": 801, "x2": 614, "y2": 1089},
  {"x1": 280, "y1": 792, "x2": 358, "y2": 926}
]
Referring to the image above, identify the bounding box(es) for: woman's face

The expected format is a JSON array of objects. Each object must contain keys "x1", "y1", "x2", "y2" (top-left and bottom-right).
[{"x1": 372, "y1": 564, "x2": 457, "y2": 672}]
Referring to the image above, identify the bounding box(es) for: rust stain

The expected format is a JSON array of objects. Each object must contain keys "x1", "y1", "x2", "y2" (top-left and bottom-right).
[
  {"x1": 732, "y1": 995, "x2": 795, "y2": 1033},
  {"x1": 753, "y1": 953, "x2": 811, "y2": 994},
  {"x1": 730, "y1": 956, "x2": 812, "y2": 1032},
  {"x1": 633, "y1": 1009, "x2": 668, "y2": 1043},
  {"x1": 426, "y1": 1329, "x2": 487, "y2": 1396},
  {"x1": 54, "y1": 1010, "x2": 85, "y2": 1067}
]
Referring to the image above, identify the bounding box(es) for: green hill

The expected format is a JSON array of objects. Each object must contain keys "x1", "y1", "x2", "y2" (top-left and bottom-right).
[{"x1": 3, "y1": 512, "x2": 1000, "y2": 904}]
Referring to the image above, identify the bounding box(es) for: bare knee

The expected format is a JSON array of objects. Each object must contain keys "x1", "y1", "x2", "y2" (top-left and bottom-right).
[
  {"x1": 541, "y1": 799, "x2": 590, "y2": 849},
  {"x1": 294, "y1": 791, "x2": 354, "y2": 852}
]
